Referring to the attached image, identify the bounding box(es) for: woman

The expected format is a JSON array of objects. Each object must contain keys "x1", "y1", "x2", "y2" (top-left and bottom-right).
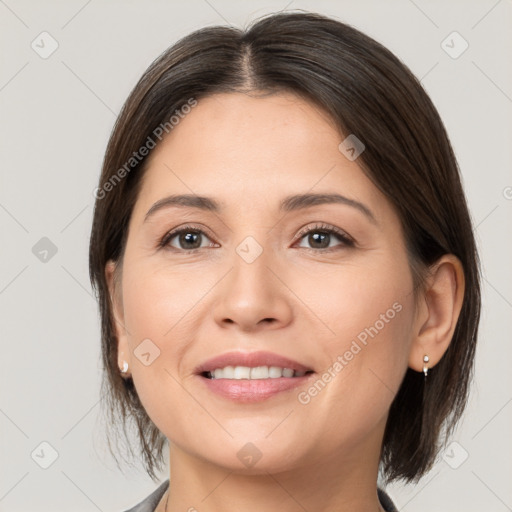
[{"x1": 89, "y1": 11, "x2": 480, "y2": 512}]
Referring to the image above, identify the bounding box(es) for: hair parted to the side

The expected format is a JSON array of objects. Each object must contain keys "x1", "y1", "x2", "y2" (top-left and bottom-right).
[{"x1": 89, "y1": 10, "x2": 481, "y2": 484}]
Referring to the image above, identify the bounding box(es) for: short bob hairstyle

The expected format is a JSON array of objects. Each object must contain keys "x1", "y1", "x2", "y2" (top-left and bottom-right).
[{"x1": 89, "y1": 11, "x2": 481, "y2": 484}]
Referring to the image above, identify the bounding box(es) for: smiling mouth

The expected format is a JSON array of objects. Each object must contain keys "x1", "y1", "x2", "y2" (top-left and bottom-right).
[{"x1": 202, "y1": 365, "x2": 315, "y2": 380}]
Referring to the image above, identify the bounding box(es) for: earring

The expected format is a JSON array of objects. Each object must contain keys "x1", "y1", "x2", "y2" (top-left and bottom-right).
[
  {"x1": 120, "y1": 361, "x2": 129, "y2": 374},
  {"x1": 423, "y1": 355, "x2": 429, "y2": 378}
]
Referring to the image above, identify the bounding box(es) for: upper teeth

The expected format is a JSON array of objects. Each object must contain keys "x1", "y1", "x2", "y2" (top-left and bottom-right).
[{"x1": 208, "y1": 366, "x2": 307, "y2": 379}]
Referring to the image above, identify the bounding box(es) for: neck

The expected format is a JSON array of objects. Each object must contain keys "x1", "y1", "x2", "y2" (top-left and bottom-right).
[{"x1": 159, "y1": 437, "x2": 386, "y2": 512}]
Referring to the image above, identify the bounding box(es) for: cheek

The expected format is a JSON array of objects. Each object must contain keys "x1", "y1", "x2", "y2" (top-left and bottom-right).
[
  {"x1": 118, "y1": 243, "x2": 417, "y2": 455},
  {"x1": 292, "y1": 273, "x2": 413, "y2": 452},
  {"x1": 327, "y1": 269, "x2": 413, "y2": 356},
  {"x1": 122, "y1": 261, "x2": 204, "y2": 342},
  {"x1": 292, "y1": 252, "x2": 413, "y2": 346},
  {"x1": 118, "y1": 265, "x2": 206, "y2": 443},
  {"x1": 119, "y1": 263, "x2": 199, "y2": 388},
  {"x1": 296, "y1": 257, "x2": 415, "y2": 431}
]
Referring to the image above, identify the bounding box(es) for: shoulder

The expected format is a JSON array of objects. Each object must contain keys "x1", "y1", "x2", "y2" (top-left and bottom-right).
[
  {"x1": 120, "y1": 480, "x2": 396, "y2": 512},
  {"x1": 121, "y1": 480, "x2": 169, "y2": 512}
]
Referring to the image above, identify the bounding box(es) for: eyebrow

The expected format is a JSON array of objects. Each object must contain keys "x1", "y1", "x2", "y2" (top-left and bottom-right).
[{"x1": 144, "y1": 193, "x2": 377, "y2": 224}]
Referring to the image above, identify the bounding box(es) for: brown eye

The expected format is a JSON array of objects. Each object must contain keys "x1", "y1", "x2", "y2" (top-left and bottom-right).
[
  {"x1": 159, "y1": 226, "x2": 215, "y2": 251},
  {"x1": 295, "y1": 223, "x2": 354, "y2": 251}
]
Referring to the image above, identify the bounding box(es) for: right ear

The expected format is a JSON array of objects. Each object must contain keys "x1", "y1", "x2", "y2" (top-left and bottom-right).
[{"x1": 105, "y1": 260, "x2": 131, "y2": 375}]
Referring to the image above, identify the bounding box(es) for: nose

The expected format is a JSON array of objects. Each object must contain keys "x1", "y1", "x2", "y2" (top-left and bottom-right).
[{"x1": 212, "y1": 247, "x2": 293, "y2": 333}]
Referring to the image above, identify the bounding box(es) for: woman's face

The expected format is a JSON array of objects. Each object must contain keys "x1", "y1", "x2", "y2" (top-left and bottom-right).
[{"x1": 109, "y1": 91, "x2": 419, "y2": 473}]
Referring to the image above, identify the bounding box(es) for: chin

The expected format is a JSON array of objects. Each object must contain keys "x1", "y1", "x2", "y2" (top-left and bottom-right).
[{"x1": 188, "y1": 435, "x2": 309, "y2": 475}]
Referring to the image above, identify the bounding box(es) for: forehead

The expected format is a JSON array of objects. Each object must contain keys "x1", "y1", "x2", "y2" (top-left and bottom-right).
[{"x1": 132, "y1": 92, "x2": 390, "y2": 221}]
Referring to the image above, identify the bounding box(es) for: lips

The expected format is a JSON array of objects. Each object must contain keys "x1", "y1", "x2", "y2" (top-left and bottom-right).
[
  {"x1": 195, "y1": 351, "x2": 315, "y2": 403},
  {"x1": 194, "y1": 350, "x2": 316, "y2": 402},
  {"x1": 195, "y1": 350, "x2": 314, "y2": 376}
]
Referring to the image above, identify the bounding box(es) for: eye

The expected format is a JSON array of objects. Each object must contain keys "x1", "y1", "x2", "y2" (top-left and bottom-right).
[
  {"x1": 159, "y1": 225, "x2": 217, "y2": 252},
  {"x1": 294, "y1": 223, "x2": 354, "y2": 251},
  {"x1": 158, "y1": 222, "x2": 354, "y2": 253}
]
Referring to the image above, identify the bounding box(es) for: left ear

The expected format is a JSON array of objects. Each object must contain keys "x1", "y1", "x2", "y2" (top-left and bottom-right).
[{"x1": 408, "y1": 254, "x2": 465, "y2": 373}]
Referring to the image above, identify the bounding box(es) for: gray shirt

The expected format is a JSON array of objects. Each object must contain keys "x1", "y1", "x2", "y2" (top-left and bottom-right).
[{"x1": 122, "y1": 479, "x2": 398, "y2": 512}]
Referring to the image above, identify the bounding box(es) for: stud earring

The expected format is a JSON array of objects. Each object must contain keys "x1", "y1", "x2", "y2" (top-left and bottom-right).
[
  {"x1": 423, "y1": 355, "x2": 429, "y2": 379},
  {"x1": 120, "y1": 361, "x2": 129, "y2": 374}
]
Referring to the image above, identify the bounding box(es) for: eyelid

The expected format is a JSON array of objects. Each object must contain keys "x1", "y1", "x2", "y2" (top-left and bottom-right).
[
  {"x1": 158, "y1": 223, "x2": 218, "y2": 250},
  {"x1": 293, "y1": 222, "x2": 355, "y2": 247},
  {"x1": 159, "y1": 221, "x2": 355, "y2": 251}
]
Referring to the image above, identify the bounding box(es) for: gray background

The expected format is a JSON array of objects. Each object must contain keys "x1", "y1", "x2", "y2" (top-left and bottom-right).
[{"x1": 1, "y1": 0, "x2": 511, "y2": 510}]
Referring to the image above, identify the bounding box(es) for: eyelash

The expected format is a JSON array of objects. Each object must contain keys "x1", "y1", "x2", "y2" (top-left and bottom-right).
[
  {"x1": 158, "y1": 222, "x2": 355, "y2": 253},
  {"x1": 295, "y1": 223, "x2": 355, "y2": 251}
]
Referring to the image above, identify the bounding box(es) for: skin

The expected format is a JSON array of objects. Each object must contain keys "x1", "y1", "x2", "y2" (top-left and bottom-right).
[{"x1": 106, "y1": 92, "x2": 465, "y2": 512}]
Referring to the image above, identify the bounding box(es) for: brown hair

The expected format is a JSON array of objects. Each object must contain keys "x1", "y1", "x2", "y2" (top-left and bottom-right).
[{"x1": 89, "y1": 10, "x2": 481, "y2": 484}]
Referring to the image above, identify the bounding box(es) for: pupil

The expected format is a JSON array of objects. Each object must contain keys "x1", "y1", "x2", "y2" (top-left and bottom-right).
[
  {"x1": 181, "y1": 232, "x2": 200, "y2": 249},
  {"x1": 310, "y1": 232, "x2": 329, "y2": 248},
  {"x1": 177, "y1": 231, "x2": 330, "y2": 250}
]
